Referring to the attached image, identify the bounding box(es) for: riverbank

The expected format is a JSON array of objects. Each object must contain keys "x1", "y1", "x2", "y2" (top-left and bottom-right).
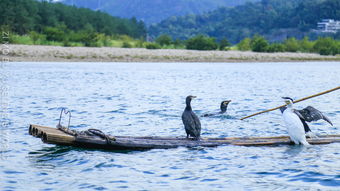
[{"x1": 5, "y1": 44, "x2": 340, "y2": 62}]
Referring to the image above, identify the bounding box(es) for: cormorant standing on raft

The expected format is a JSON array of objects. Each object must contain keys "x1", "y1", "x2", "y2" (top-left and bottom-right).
[
  {"x1": 182, "y1": 95, "x2": 201, "y2": 140},
  {"x1": 280, "y1": 97, "x2": 333, "y2": 145},
  {"x1": 202, "y1": 100, "x2": 231, "y2": 117}
]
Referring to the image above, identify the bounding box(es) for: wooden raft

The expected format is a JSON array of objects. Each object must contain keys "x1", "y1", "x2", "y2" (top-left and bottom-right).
[{"x1": 29, "y1": 124, "x2": 340, "y2": 150}]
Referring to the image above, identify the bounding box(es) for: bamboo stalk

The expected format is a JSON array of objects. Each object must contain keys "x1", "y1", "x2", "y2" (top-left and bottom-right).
[
  {"x1": 29, "y1": 125, "x2": 340, "y2": 148},
  {"x1": 240, "y1": 86, "x2": 340, "y2": 120},
  {"x1": 42, "y1": 132, "x2": 75, "y2": 144}
]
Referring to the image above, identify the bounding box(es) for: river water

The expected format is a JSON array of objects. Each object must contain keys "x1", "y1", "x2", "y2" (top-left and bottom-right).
[{"x1": 0, "y1": 62, "x2": 339, "y2": 190}]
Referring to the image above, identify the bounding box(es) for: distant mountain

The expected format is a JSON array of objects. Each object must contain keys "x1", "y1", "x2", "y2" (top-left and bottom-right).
[
  {"x1": 58, "y1": 0, "x2": 259, "y2": 24},
  {"x1": 149, "y1": 0, "x2": 340, "y2": 43}
]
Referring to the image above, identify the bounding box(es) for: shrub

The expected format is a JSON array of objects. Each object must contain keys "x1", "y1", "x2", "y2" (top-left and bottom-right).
[
  {"x1": 155, "y1": 34, "x2": 172, "y2": 46},
  {"x1": 250, "y1": 35, "x2": 268, "y2": 52},
  {"x1": 122, "y1": 41, "x2": 132, "y2": 48},
  {"x1": 81, "y1": 32, "x2": 101, "y2": 47},
  {"x1": 237, "y1": 38, "x2": 251, "y2": 51},
  {"x1": 313, "y1": 37, "x2": 339, "y2": 55},
  {"x1": 284, "y1": 37, "x2": 299, "y2": 52},
  {"x1": 62, "y1": 39, "x2": 72, "y2": 47},
  {"x1": 219, "y1": 38, "x2": 231, "y2": 50},
  {"x1": 135, "y1": 39, "x2": 145, "y2": 48},
  {"x1": 173, "y1": 39, "x2": 185, "y2": 48},
  {"x1": 29, "y1": 31, "x2": 46, "y2": 44},
  {"x1": 267, "y1": 43, "x2": 286, "y2": 52},
  {"x1": 145, "y1": 42, "x2": 161, "y2": 49},
  {"x1": 43, "y1": 26, "x2": 65, "y2": 42},
  {"x1": 186, "y1": 35, "x2": 218, "y2": 50},
  {"x1": 298, "y1": 37, "x2": 314, "y2": 52}
]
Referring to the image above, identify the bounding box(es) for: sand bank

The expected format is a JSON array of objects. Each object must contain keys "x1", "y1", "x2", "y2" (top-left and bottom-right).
[{"x1": 4, "y1": 44, "x2": 340, "y2": 62}]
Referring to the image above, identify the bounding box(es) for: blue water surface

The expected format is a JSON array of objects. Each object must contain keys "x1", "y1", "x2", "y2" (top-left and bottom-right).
[{"x1": 0, "y1": 62, "x2": 339, "y2": 190}]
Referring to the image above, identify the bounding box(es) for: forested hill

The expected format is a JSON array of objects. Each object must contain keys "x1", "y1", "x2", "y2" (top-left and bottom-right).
[
  {"x1": 0, "y1": 0, "x2": 146, "y2": 39},
  {"x1": 149, "y1": 0, "x2": 340, "y2": 43},
  {"x1": 59, "y1": 0, "x2": 260, "y2": 24}
]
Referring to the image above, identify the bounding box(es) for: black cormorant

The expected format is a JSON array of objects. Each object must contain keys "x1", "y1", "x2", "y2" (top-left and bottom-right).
[
  {"x1": 182, "y1": 95, "x2": 201, "y2": 139},
  {"x1": 280, "y1": 97, "x2": 333, "y2": 143},
  {"x1": 202, "y1": 100, "x2": 231, "y2": 117}
]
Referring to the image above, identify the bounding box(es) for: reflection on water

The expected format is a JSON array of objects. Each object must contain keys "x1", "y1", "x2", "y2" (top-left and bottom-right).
[{"x1": 1, "y1": 62, "x2": 339, "y2": 190}]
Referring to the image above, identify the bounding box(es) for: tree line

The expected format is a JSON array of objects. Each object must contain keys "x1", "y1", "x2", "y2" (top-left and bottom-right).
[
  {"x1": 0, "y1": 0, "x2": 146, "y2": 46},
  {"x1": 147, "y1": 34, "x2": 340, "y2": 56}
]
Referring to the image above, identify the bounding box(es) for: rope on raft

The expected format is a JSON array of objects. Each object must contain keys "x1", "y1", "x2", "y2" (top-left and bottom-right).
[{"x1": 56, "y1": 108, "x2": 115, "y2": 142}]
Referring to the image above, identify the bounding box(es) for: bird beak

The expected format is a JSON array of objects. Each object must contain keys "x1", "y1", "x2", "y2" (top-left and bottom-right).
[
  {"x1": 224, "y1": 100, "x2": 231, "y2": 105},
  {"x1": 191, "y1": 96, "x2": 197, "y2": 99}
]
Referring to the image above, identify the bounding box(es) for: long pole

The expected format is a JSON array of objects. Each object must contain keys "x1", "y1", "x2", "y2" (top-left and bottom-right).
[{"x1": 240, "y1": 86, "x2": 340, "y2": 120}]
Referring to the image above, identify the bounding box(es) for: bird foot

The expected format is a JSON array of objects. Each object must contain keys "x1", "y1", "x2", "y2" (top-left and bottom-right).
[{"x1": 306, "y1": 132, "x2": 319, "y2": 139}]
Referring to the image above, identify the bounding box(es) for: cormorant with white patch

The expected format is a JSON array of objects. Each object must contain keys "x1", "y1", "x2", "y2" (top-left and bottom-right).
[
  {"x1": 280, "y1": 97, "x2": 333, "y2": 145},
  {"x1": 202, "y1": 100, "x2": 231, "y2": 117},
  {"x1": 281, "y1": 97, "x2": 309, "y2": 145},
  {"x1": 182, "y1": 95, "x2": 201, "y2": 140},
  {"x1": 280, "y1": 97, "x2": 333, "y2": 138}
]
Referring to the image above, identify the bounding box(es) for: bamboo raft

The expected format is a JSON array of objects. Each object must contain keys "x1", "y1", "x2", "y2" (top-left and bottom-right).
[{"x1": 29, "y1": 124, "x2": 340, "y2": 150}]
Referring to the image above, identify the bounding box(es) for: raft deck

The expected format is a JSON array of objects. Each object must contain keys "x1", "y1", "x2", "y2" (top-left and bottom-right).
[{"x1": 29, "y1": 124, "x2": 340, "y2": 150}]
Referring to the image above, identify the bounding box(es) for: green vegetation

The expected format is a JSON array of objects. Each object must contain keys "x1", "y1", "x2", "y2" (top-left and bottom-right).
[
  {"x1": 61, "y1": 0, "x2": 259, "y2": 24},
  {"x1": 148, "y1": 34, "x2": 339, "y2": 55},
  {"x1": 145, "y1": 42, "x2": 161, "y2": 49},
  {"x1": 186, "y1": 35, "x2": 218, "y2": 50},
  {"x1": 313, "y1": 37, "x2": 340, "y2": 56},
  {"x1": 150, "y1": 0, "x2": 340, "y2": 43},
  {"x1": 239, "y1": 35, "x2": 340, "y2": 55},
  {"x1": 219, "y1": 38, "x2": 231, "y2": 50},
  {"x1": 236, "y1": 38, "x2": 251, "y2": 51},
  {"x1": 0, "y1": 0, "x2": 146, "y2": 47},
  {"x1": 155, "y1": 35, "x2": 172, "y2": 47},
  {"x1": 250, "y1": 35, "x2": 269, "y2": 52}
]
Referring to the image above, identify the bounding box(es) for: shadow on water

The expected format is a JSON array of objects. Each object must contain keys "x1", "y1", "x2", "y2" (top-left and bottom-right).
[
  {"x1": 28, "y1": 145, "x2": 147, "y2": 169},
  {"x1": 283, "y1": 145, "x2": 308, "y2": 157},
  {"x1": 28, "y1": 146, "x2": 74, "y2": 169},
  {"x1": 29, "y1": 145, "x2": 143, "y2": 156}
]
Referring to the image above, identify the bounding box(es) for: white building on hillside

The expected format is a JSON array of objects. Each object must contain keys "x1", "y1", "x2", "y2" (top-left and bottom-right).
[{"x1": 317, "y1": 19, "x2": 340, "y2": 33}]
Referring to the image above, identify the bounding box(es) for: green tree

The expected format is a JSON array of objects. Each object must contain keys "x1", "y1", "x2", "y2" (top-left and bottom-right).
[
  {"x1": 250, "y1": 35, "x2": 269, "y2": 52},
  {"x1": 267, "y1": 43, "x2": 286, "y2": 52},
  {"x1": 145, "y1": 42, "x2": 161, "y2": 49},
  {"x1": 155, "y1": 34, "x2": 172, "y2": 46},
  {"x1": 0, "y1": 0, "x2": 147, "y2": 42},
  {"x1": 299, "y1": 37, "x2": 314, "y2": 52},
  {"x1": 313, "y1": 37, "x2": 339, "y2": 55},
  {"x1": 43, "y1": 26, "x2": 65, "y2": 41},
  {"x1": 284, "y1": 37, "x2": 299, "y2": 52},
  {"x1": 237, "y1": 38, "x2": 251, "y2": 51},
  {"x1": 122, "y1": 41, "x2": 132, "y2": 48},
  {"x1": 29, "y1": 31, "x2": 46, "y2": 44},
  {"x1": 219, "y1": 38, "x2": 231, "y2": 50},
  {"x1": 186, "y1": 35, "x2": 218, "y2": 50}
]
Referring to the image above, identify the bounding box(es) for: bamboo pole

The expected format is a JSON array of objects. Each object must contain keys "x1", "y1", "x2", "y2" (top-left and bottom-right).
[{"x1": 240, "y1": 86, "x2": 340, "y2": 120}]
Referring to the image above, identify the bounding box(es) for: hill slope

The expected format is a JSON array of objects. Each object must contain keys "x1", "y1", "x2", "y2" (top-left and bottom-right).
[
  {"x1": 59, "y1": 0, "x2": 259, "y2": 24},
  {"x1": 1, "y1": 0, "x2": 146, "y2": 38},
  {"x1": 149, "y1": 0, "x2": 340, "y2": 42}
]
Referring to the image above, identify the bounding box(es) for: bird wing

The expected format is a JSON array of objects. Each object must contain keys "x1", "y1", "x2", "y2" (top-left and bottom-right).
[
  {"x1": 191, "y1": 112, "x2": 201, "y2": 136},
  {"x1": 296, "y1": 106, "x2": 333, "y2": 126},
  {"x1": 182, "y1": 111, "x2": 200, "y2": 137}
]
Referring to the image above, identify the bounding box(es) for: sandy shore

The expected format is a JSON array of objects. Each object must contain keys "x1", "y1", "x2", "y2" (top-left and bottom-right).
[{"x1": 4, "y1": 44, "x2": 340, "y2": 62}]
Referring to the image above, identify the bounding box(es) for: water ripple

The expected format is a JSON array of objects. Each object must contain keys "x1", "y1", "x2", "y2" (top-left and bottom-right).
[{"x1": 2, "y1": 62, "x2": 340, "y2": 190}]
